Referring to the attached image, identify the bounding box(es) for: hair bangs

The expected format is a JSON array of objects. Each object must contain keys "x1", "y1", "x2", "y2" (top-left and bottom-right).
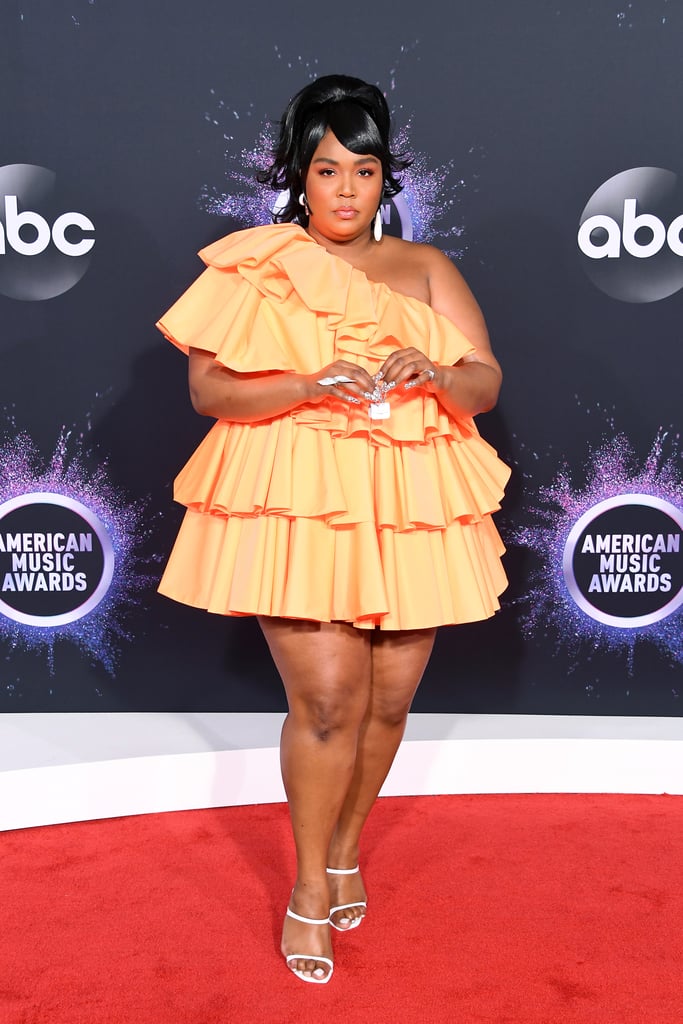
[{"x1": 326, "y1": 101, "x2": 384, "y2": 160}]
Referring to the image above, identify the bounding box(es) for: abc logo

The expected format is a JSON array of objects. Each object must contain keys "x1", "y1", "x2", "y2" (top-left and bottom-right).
[
  {"x1": 0, "y1": 164, "x2": 95, "y2": 301},
  {"x1": 577, "y1": 167, "x2": 683, "y2": 303}
]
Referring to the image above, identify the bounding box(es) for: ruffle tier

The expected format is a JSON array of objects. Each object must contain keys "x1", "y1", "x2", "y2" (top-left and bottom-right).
[
  {"x1": 157, "y1": 223, "x2": 473, "y2": 378},
  {"x1": 157, "y1": 223, "x2": 510, "y2": 629},
  {"x1": 173, "y1": 421, "x2": 507, "y2": 532},
  {"x1": 158, "y1": 508, "x2": 507, "y2": 630}
]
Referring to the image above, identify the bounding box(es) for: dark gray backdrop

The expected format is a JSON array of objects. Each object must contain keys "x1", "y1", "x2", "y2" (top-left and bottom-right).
[{"x1": 1, "y1": 0, "x2": 682, "y2": 714}]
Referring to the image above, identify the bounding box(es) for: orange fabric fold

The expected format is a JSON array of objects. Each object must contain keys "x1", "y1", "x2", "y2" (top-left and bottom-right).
[{"x1": 157, "y1": 223, "x2": 510, "y2": 629}]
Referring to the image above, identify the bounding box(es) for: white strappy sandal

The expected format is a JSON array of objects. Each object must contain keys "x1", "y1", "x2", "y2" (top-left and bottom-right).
[
  {"x1": 327, "y1": 866, "x2": 367, "y2": 932},
  {"x1": 284, "y1": 907, "x2": 334, "y2": 984}
]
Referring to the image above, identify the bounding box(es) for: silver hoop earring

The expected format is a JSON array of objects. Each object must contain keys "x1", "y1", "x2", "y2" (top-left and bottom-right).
[
  {"x1": 373, "y1": 210, "x2": 383, "y2": 242},
  {"x1": 299, "y1": 192, "x2": 308, "y2": 209}
]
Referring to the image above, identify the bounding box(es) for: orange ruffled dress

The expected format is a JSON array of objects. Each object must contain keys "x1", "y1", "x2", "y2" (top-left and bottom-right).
[{"x1": 157, "y1": 223, "x2": 510, "y2": 630}]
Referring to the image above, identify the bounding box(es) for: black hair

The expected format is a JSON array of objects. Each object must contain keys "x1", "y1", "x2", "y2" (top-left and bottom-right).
[{"x1": 258, "y1": 74, "x2": 411, "y2": 226}]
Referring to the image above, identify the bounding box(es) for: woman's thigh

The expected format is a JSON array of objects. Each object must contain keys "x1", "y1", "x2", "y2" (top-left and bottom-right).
[
  {"x1": 258, "y1": 618, "x2": 373, "y2": 721},
  {"x1": 369, "y1": 628, "x2": 437, "y2": 722}
]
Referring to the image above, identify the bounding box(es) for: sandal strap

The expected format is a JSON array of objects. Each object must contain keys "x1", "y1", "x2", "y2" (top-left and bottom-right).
[
  {"x1": 326, "y1": 865, "x2": 360, "y2": 875},
  {"x1": 286, "y1": 907, "x2": 330, "y2": 926}
]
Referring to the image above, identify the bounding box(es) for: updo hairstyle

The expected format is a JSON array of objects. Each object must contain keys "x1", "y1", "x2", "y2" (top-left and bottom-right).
[{"x1": 259, "y1": 74, "x2": 410, "y2": 225}]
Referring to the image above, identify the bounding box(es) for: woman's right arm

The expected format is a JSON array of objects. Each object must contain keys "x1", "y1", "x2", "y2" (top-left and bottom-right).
[{"x1": 188, "y1": 347, "x2": 375, "y2": 423}]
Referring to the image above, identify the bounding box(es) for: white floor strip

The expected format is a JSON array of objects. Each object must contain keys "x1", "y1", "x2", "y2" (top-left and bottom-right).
[{"x1": 1, "y1": 713, "x2": 682, "y2": 830}]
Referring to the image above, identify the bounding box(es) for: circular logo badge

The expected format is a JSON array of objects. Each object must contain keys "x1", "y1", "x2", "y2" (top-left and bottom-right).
[
  {"x1": 577, "y1": 167, "x2": 683, "y2": 303},
  {"x1": 563, "y1": 494, "x2": 683, "y2": 628},
  {"x1": 0, "y1": 493, "x2": 115, "y2": 627},
  {"x1": 378, "y1": 194, "x2": 413, "y2": 241},
  {"x1": 0, "y1": 164, "x2": 95, "y2": 301}
]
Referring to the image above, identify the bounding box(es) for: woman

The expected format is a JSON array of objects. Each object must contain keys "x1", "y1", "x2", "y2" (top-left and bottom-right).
[{"x1": 157, "y1": 74, "x2": 509, "y2": 984}]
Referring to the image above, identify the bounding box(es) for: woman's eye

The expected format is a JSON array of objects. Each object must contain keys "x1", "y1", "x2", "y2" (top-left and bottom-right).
[{"x1": 358, "y1": 168, "x2": 374, "y2": 177}]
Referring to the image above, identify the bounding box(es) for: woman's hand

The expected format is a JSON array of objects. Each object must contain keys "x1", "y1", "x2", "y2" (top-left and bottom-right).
[
  {"x1": 307, "y1": 361, "x2": 376, "y2": 406},
  {"x1": 376, "y1": 348, "x2": 440, "y2": 392},
  {"x1": 376, "y1": 346, "x2": 502, "y2": 418}
]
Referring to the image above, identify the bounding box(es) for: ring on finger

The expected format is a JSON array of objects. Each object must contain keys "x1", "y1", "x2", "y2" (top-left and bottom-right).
[{"x1": 317, "y1": 374, "x2": 356, "y2": 386}]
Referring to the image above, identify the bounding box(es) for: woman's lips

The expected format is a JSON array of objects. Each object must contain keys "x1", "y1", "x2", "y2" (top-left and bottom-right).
[{"x1": 334, "y1": 207, "x2": 358, "y2": 219}]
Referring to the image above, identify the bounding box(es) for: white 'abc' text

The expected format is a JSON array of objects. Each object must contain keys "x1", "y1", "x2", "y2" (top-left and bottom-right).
[
  {"x1": 0, "y1": 196, "x2": 95, "y2": 257},
  {"x1": 578, "y1": 199, "x2": 683, "y2": 259}
]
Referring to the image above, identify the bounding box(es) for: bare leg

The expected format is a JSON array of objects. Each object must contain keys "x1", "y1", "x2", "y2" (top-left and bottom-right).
[
  {"x1": 327, "y1": 627, "x2": 436, "y2": 928},
  {"x1": 258, "y1": 617, "x2": 372, "y2": 980}
]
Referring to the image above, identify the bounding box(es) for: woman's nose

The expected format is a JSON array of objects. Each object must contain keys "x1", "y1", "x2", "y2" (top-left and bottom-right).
[{"x1": 338, "y1": 175, "x2": 355, "y2": 197}]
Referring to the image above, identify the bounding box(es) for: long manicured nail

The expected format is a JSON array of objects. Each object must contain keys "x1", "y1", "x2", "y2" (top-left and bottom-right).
[{"x1": 404, "y1": 380, "x2": 417, "y2": 389}]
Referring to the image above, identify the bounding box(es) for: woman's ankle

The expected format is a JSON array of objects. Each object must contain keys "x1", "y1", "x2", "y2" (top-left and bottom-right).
[{"x1": 327, "y1": 839, "x2": 361, "y2": 870}]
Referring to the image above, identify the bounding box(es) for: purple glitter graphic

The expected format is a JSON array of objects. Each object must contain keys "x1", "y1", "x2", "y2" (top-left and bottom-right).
[
  {"x1": 0, "y1": 429, "x2": 153, "y2": 674},
  {"x1": 199, "y1": 46, "x2": 471, "y2": 258},
  {"x1": 392, "y1": 124, "x2": 467, "y2": 256},
  {"x1": 512, "y1": 425, "x2": 683, "y2": 671}
]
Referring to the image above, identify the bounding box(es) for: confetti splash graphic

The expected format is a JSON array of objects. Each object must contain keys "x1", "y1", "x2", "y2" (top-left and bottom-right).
[
  {"x1": 0, "y1": 429, "x2": 154, "y2": 674},
  {"x1": 512, "y1": 427, "x2": 683, "y2": 672},
  {"x1": 613, "y1": 0, "x2": 673, "y2": 29}
]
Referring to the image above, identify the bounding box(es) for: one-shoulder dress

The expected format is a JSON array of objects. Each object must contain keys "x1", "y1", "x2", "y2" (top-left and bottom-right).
[{"x1": 156, "y1": 223, "x2": 510, "y2": 630}]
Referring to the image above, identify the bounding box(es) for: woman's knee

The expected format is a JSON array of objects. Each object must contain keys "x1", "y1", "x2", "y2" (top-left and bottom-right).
[
  {"x1": 369, "y1": 691, "x2": 414, "y2": 730},
  {"x1": 288, "y1": 680, "x2": 369, "y2": 742}
]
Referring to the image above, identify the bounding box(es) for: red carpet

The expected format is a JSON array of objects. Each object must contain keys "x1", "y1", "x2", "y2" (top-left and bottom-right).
[{"x1": 3, "y1": 794, "x2": 682, "y2": 1023}]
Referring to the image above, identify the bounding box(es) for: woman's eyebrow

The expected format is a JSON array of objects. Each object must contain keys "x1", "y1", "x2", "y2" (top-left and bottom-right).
[{"x1": 310, "y1": 154, "x2": 381, "y2": 165}]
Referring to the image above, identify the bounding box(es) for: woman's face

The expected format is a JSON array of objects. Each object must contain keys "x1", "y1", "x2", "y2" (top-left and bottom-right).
[{"x1": 303, "y1": 129, "x2": 383, "y2": 244}]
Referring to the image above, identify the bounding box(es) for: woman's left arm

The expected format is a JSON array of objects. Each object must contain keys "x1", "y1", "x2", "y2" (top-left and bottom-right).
[
  {"x1": 380, "y1": 247, "x2": 502, "y2": 417},
  {"x1": 427, "y1": 247, "x2": 502, "y2": 416}
]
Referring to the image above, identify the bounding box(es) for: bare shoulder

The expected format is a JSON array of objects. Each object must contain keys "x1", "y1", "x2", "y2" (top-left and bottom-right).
[
  {"x1": 369, "y1": 238, "x2": 498, "y2": 365},
  {"x1": 378, "y1": 236, "x2": 441, "y2": 271},
  {"x1": 405, "y1": 242, "x2": 494, "y2": 357},
  {"x1": 365, "y1": 237, "x2": 439, "y2": 303},
  {"x1": 380, "y1": 238, "x2": 470, "y2": 291},
  {"x1": 413, "y1": 242, "x2": 472, "y2": 292},
  {"x1": 397, "y1": 240, "x2": 482, "y2": 313}
]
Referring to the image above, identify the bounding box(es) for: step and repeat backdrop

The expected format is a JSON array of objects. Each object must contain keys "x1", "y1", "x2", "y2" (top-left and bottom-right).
[{"x1": 1, "y1": 0, "x2": 682, "y2": 716}]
